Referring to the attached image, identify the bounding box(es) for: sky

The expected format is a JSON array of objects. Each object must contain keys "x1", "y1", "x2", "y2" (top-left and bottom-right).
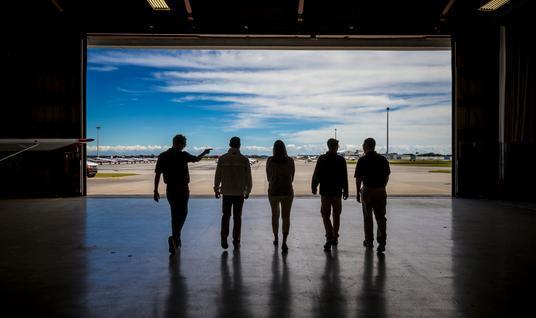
[{"x1": 87, "y1": 49, "x2": 451, "y2": 156}]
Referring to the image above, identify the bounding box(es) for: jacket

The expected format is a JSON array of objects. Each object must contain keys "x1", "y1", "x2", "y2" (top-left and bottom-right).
[{"x1": 214, "y1": 148, "x2": 253, "y2": 196}]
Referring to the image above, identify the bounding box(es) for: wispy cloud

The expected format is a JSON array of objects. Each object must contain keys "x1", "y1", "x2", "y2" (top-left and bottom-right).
[
  {"x1": 87, "y1": 65, "x2": 118, "y2": 72},
  {"x1": 89, "y1": 49, "x2": 452, "y2": 154}
]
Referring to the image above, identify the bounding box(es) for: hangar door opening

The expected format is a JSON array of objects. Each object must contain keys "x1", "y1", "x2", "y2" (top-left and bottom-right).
[{"x1": 86, "y1": 49, "x2": 452, "y2": 196}]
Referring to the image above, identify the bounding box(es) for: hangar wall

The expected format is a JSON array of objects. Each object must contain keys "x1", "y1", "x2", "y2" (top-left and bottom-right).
[
  {"x1": 1, "y1": 3, "x2": 85, "y2": 197},
  {"x1": 453, "y1": 1, "x2": 535, "y2": 201},
  {"x1": 501, "y1": 6, "x2": 536, "y2": 200}
]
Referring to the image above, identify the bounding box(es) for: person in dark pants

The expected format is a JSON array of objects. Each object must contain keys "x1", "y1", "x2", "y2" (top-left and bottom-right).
[
  {"x1": 154, "y1": 134, "x2": 211, "y2": 255},
  {"x1": 355, "y1": 137, "x2": 391, "y2": 253},
  {"x1": 214, "y1": 137, "x2": 252, "y2": 250},
  {"x1": 266, "y1": 140, "x2": 295, "y2": 252},
  {"x1": 312, "y1": 138, "x2": 349, "y2": 250}
]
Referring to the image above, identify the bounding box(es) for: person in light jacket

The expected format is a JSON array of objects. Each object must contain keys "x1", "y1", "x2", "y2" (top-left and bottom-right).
[
  {"x1": 214, "y1": 136, "x2": 252, "y2": 250},
  {"x1": 266, "y1": 140, "x2": 295, "y2": 253}
]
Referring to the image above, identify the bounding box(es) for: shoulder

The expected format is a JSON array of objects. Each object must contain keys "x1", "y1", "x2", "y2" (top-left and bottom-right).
[
  {"x1": 377, "y1": 154, "x2": 388, "y2": 162},
  {"x1": 267, "y1": 156, "x2": 273, "y2": 163},
  {"x1": 158, "y1": 149, "x2": 170, "y2": 159}
]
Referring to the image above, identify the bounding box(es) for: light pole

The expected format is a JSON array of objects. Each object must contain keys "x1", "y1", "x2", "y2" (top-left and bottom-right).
[
  {"x1": 96, "y1": 126, "x2": 101, "y2": 158},
  {"x1": 334, "y1": 128, "x2": 337, "y2": 139},
  {"x1": 386, "y1": 107, "x2": 390, "y2": 156}
]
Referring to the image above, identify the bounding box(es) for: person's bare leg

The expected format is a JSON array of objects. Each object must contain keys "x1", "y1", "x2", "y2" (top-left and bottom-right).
[
  {"x1": 269, "y1": 196, "x2": 280, "y2": 244},
  {"x1": 281, "y1": 196, "x2": 293, "y2": 251}
]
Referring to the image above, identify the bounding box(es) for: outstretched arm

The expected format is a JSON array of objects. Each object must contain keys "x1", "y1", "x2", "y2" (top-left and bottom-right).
[{"x1": 189, "y1": 148, "x2": 212, "y2": 162}]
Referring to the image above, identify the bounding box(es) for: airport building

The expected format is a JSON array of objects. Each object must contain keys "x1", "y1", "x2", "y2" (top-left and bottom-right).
[{"x1": 1, "y1": 1, "x2": 535, "y2": 317}]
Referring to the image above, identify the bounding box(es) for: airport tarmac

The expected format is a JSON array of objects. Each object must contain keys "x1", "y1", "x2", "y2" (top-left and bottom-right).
[{"x1": 87, "y1": 159, "x2": 451, "y2": 196}]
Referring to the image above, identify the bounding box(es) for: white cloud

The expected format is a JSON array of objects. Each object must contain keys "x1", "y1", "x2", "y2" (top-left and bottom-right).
[
  {"x1": 87, "y1": 65, "x2": 117, "y2": 72},
  {"x1": 89, "y1": 49, "x2": 452, "y2": 154},
  {"x1": 87, "y1": 145, "x2": 168, "y2": 152}
]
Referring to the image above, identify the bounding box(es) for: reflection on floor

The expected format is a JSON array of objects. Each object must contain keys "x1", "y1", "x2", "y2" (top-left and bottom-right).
[{"x1": 0, "y1": 198, "x2": 535, "y2": 317}]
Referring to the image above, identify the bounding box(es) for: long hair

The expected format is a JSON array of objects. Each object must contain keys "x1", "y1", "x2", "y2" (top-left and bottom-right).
[{"x1": 272, "y1": 140, "x2": 288, "y2": 161}]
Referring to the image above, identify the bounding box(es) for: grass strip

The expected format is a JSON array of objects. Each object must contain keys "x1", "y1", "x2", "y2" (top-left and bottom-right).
[
  {"x1": 428, "y1": 170, "x2": 451, "y2": 173},
  {"x1": 95, "y1": 173, "x2": 138, "y2": 178}
]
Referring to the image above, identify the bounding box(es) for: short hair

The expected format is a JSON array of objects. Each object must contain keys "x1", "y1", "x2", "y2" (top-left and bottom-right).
[
  {"x1": 327, "y1": 138, "x2": 339, "y2": 151},
  {"x1": 363, "y1": 138, "x2": 376, "y2": 150},
  {"x1": 173, "y1": 134, "x2": 187, "y2": 147},
  {"x1": 229, "y1": 136, "x2": 241, "y2": 148}
]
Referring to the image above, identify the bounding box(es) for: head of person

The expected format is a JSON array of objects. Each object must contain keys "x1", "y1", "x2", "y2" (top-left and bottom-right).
[
  {"x1": 363, "y1": 137, "x2": 376, "y2": 153},
  {"x1": 327, "y1": 138, "x2": 339, "y2": 153},
  {"x1": 229, "y1": 136, "x2": 241, "y2": 149},
  {"x1": 272, "y1": 140, "x2": 288, "y2": 160},
  {"x1": 172, "y1": 134, "x2": 187, "y2": 150}
]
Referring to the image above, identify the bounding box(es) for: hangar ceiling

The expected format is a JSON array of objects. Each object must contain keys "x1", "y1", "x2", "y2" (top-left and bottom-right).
[{"x1": 18, "y1": 1, "x2": 522, "y2": 37}]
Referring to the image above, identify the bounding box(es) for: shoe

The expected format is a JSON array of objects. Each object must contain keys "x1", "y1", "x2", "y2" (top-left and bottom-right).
[
  {"x1": 168, "y1": 236, "x2": 177, "y2": 255},
  {"x1": 377, "y1": 244, "x2": 385, "y2": 253},
  {"x1": 363, "y1": 240, "x2": 373, "y2": 248},
  {"x1": 281, "y1": 242, "x2": 288, "y2": 253},
  {"x1": 233, "y1": 240, "x2": 240, "y2": 250},
  {"x1": 323, "y1": 240, "x2": 332, "y2": 250},
  {"x1": 273, "y1": 239, "x2": 279, "y2": 246},
  {"x1": 221, "y1": 237, "x2": 228, "y2": 249},
  {"x1": 332, "y1": 239, "x2": 338, "y2": 246}
]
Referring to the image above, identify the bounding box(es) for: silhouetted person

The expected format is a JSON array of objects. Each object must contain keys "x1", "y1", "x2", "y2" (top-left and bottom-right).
[
  {"x1": 311, "y1": 138, "x2": 349, "y2": 250},
  {"x1": 266, "y1": 140, "x2": 295, "y2": 252},
  {"x1": 154, "y1": 134, "x2": 211, "y2": 254},
  {"x1": 214, "y1": 137, "x2": 252, "y2": 250},
  {"x1": 355, "y1": 137, "x2": 390, "y2": 253}
]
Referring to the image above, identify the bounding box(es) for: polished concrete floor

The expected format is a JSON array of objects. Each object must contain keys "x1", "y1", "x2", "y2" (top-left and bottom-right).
[{"x1": 1, "y1": 197, "x2": 535, "y2": 317}]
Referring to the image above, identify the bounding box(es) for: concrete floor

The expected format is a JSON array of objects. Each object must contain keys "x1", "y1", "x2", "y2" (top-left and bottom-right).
[{"x1": 1, "y1": 198, "x2": 535, "y2": 317}]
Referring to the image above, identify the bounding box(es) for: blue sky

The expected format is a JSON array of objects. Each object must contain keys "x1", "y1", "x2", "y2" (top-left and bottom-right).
[{"x1": 87, "y1": 49, "x2": 451, "y2": 156}]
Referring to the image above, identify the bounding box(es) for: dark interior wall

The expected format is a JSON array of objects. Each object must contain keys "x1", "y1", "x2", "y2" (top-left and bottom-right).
[
  {"x1": 453, "y1": 20, "x2": 500, "y2": 198},
  {"x1": 1, "y1": 2, "x2": 84, "y2": 197},
  {"x1": 502, "y1": 3, "x2": 536, "y2": 200},
  {"x1": 453, "y1": 0, "x2": 536, "y2": 201}
]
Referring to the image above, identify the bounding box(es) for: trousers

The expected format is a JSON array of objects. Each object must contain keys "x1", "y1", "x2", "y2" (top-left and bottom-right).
[{"x1": 361, "y1": 186, "x2": 387, "y2": 245}]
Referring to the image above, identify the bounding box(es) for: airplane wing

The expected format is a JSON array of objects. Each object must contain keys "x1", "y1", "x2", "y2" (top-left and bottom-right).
[{"x1": 0, "y1": 138, "x2": 94, "y2": 162}]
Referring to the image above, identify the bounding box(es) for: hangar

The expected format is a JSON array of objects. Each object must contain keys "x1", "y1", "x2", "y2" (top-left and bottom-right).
[{"x1": 1, "y1": 0, "x2": 535, "y2": 316}]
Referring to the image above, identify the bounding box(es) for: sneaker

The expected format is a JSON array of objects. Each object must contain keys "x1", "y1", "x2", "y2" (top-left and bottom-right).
[
  {"x1": 377, "y1": 244, "x2": 386, "y2": 253},
  {"x1": 273, "y1": 239, "x2": 279, "y2": 246},
  {"x1": 168, "y1": 236, "x2": 177, "y2": 255},
  {"x1": 363, "y1": 240, "x2": 373, "y2": 248},
  {"x1": 323, "y1": 239, "x2": 332, "y2": 250},
  {"x1": 221, "y1": 237, "x2": 228, "y2": 249},
  {"x1": 281, "y1": 242, "x2": 288, "y2": 253}
]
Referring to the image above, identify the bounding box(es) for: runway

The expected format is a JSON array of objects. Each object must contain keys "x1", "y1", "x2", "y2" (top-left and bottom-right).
[{"x1": 87, "y1": 159, "x2": 451, "y2": 196}]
